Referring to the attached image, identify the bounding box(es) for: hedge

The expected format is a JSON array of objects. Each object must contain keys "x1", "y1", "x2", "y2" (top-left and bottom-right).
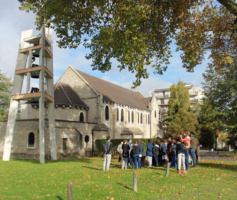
[{"x1": 95, "y1": 138, "x2": 161, "y2": 156}]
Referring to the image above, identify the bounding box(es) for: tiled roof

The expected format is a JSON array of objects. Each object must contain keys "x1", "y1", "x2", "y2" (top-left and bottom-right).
[
  {"x1": 54, "y1": 82, "x2": 88, "y2": 108},
  {"x1": 76, "y1": 70, "x2": 149, "y2": 110}
]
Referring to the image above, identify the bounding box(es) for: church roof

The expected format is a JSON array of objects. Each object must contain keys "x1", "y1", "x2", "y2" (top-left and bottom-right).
[
  {"x1": 76, "y1": 70, "x2": 149, "y2": 110},
  {"x1": 54, "y1": 82, "x2": 88, "y2": 108}
]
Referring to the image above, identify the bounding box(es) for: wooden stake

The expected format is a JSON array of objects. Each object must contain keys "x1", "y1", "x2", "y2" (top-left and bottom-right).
[
  {"x1": 67, "y1": 183, "x2": 73, "y2": 200},
  {"x1": 133, "y1": 171, "x2": 137, "y2": 192},
  {"x1": 166, "y1": 162, "x2": 170, "y2": 177}
]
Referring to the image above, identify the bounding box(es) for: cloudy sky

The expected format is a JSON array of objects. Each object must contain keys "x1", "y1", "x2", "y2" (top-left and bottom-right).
[{"x1": 0, "y1": 0, "x2": 208, "y2": 96}]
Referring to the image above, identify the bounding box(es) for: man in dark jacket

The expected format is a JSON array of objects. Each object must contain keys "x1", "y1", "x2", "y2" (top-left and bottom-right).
[
  {"x1": 190, "y1": 133, "x2": 199, "y2": 168},
  {"x1": 103, "y1": 136, "x2": 113, "y2": 171}
]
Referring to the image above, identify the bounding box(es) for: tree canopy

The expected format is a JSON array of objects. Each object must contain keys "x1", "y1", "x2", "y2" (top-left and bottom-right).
[
  {"x1": 18, "y1": 0, "x2": 237, "y2": 87},
  {"x1": 0, "y1": 71, "x2": 13, "y2": 120}
]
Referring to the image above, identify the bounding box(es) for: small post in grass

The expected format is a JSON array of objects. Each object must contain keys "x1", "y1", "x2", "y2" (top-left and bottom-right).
[
  {"x1": 133, "y1": 171, "x2": 137, "y2": 192},
  {"x1": 67, "y1": 183, "x2": 73, "y2": 200},
  {"x1": 166, "y1": 162, "x2": 170, "y2": 177}
]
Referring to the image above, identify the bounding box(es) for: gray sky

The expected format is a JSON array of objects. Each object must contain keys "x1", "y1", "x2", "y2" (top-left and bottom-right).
[{"x1": 0, "y1": 0, "x2": 207, "y2": 96}]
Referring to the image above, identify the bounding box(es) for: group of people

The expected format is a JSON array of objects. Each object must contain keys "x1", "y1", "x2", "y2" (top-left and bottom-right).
[{"x1": 102, "y1": 132, "x2": 201, "y2": 174}]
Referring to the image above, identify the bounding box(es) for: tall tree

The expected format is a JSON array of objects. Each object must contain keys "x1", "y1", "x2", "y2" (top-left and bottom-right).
[
  {"x1": 18, "y1": 0, "x2": 236, "y2": 87},
  {"x1": 0, "y1": 71, "x2": 13, "y2": 120},
  {"x1": 168, "y1": 108, "x2": 198, "y2": 138},
  {"x1": 167, "y1": 81, "x2": 191, "y2": 120},
  {"x1": 202, "y1": 59, "x2": 237, "y2": 146}
]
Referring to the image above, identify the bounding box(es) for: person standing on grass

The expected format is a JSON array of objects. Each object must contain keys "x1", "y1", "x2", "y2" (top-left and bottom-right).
[
  {"x1": 147, "y1": 139, "x2": 153, "y2": 167},
  {"x1": 170, "y1": 139, "x2": 177, "y2": 168},
  {"x1": 160, "y1": 139, "x2": 168, "y2": 166},
  {"x1": 180, "y1": 131, "x2": 191, "y2": 171},
  {"x1": 132, "y1": 140, "x2": 142, "y2": 169},
  {"x1": 117, "y1": 141, "x2": 123, "y2": 163},
  {"x1": 176, "y1": 138, "x2": 187, "y2": 174},
  {"x1": 152, "y1": 141, "x2": 159, "y2": 167},
  {"x1": 127, "y1": 139, "x2": 133, "y2": 167},
  {"x1": 190, "y1": 132, "x2": 199, "y2": 168},
  {"x1": 121, "y1": 140, "x2": 130, "y2": 169},
  {"x1": 196, "y1": 143, "x2": 202, "y2": 163},
  {"x1": 138, "y1": 140, "x2": 145, "y2": 167},
  {"x1": 167, "y1": 137, "x2": 172, "y2": 162},
  {"x1": 103, "y1": 136, "x2": 113, "y2": 171}
]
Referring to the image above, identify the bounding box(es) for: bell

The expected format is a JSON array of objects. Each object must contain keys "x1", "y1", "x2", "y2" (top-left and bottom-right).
[
  {"x1": 31, "y1": 64, "x2": 40, "y2": 78},
  {"x1": 29, "y1": 87, "x2": 39, "y2": 103},
  {"x1": 33, "y1": 49, "x2": 40, "y2": 57}
]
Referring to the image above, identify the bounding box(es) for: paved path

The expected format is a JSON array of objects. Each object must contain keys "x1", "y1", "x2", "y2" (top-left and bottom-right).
[{"x1": 199, "y1": 150, "x2": 237, "y2": 162}]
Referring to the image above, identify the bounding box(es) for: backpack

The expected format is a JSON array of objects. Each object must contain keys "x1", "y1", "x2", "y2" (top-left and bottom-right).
[{"x1": 180, "y1": 142, "x2": 187, "y2": 153}]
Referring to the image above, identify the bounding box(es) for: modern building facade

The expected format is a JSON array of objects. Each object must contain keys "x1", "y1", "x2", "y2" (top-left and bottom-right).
[{"x1": 152, "y1": 83, "x2": 205, "y2": 121}]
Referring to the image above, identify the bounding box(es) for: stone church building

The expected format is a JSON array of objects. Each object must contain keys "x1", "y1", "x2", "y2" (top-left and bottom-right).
[{"x1": 0, "y1": 66, "x2": 162, "y2": 158}]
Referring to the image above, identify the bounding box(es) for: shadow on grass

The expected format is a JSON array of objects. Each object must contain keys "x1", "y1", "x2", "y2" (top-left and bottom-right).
[
  {"x1": 56, "y1": 196, "x2": 63, "y2": 200},
  {"x1": 82, "y1": 166, "x2": 101, "y2": 171},
  {"x1": 198, "y1": 162, "x2": 237, "y2": 172},
  {"x1": 9, "y1": 157, "x2": 92, "y2": 164},
  {"x1": 117, "y1": 182, "x2": 133, "y2": 191}
]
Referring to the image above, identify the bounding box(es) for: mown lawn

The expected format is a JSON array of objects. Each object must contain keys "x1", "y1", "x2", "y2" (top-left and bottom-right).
[{"x1": 0, "y1": 157, "x2": 236, "y2": 200}]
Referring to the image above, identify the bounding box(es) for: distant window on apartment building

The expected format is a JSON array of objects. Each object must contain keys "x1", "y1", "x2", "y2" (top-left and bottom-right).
[
  {"x1": 105, "y1": 106, "x2": 109, "y2": 121},
  {"x1": 160, "y1": 99, "x2": 165, "y2": 104}
]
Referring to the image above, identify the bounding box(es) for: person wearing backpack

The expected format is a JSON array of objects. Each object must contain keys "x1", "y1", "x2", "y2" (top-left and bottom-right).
[
  {"x1": 176, "y1": 138, "x2": 187, "y2": 174},
  {"x1": 152, "y1": 141, "x2": 160, "y2": 167},
  {"x1": 170, "y1": 139, "x2": 177, "y2": 168}
]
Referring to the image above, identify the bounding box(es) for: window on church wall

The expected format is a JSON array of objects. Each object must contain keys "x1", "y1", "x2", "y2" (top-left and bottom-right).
[
  {"x1": 79, "y1": 112, "x2": 84, "y2": 122},
  {"x1": 128, "y1": 110, "x2": 130, "y2": 123},
  {"x1": 140, "y1": 113, "x2": 143, "y2": 124},
  {"x1": 121, "y1": 109, "x2": 124, "y2": 122},
  {"x1": 138, "y1": 113, "x2": 139, "y2": 124},
  {"x1": 154, "y1": 110, "x2": 157, "y2": 118},
  {"x1": 117, "y1": 108, "x2": 119, "y2": 122},
  {"x1": 132, "y1": 111, "x2": 134, "y2": 123},
  {"x1": 28, "y1": 132, "x2": 35, "y2": 148},
  {"x1": 105, "y1": 106, "x2": 109, "y2": 121},
  {"x1": 148, "y1": 114, "x2": 151, "y2": 124},
  {"x1": 146, "y1": 114, "x2": 148, "y2": 124}
]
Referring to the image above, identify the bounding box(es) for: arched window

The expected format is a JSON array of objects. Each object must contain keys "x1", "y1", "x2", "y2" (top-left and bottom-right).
[
  {"x1": 117, "y1": 108, "x2": 119, "y2": 121},
  {"x1": 138, "y1": 113, "x2": 139, "y2": 123},
  {"x1": 155, "y1": 110, "x2": 157, "y2": 118},
  {"x1": 146, "y1": 114, "x2": 148, "y2": 124},
  {"x1": 140, "y1": 113, "x2": 143, "y2": 124},
  {"x1": 128, "y1": 110, "x2": 130, "y2": 123},
  {"x1": 148, "y1": 114, "x2": 151, "y2": 124},
  {"x1": 28, "y1": 132, "x2": 35, "y2": 148},
  {"x1": 85, "y1": 135, "x2": 89, "y2": 143},
  {"x1": 132, "y1": 111, "x2": 134, "y2": 123},
  {"x1": 79, "y1": 112, "x2": 84, "y2": 122},
  {"x1": 105, "y1": 106, "x2": 109, "y2": 121},
  {"x1": 121, "y1": 109, "x2": 124, "y2": 122}
]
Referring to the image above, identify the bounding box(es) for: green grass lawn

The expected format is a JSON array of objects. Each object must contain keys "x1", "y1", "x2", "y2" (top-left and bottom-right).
[{"x1": 0, "y1": 157, "x2": 236, "y2": 200}]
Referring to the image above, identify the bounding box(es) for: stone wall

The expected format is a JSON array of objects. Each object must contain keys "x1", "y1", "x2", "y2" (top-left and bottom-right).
[{"x1": 0, "y1": 119, "x2": 109, "y2": 159}]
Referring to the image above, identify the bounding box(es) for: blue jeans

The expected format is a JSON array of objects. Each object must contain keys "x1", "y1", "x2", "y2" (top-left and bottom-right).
[
  {"x1": 170, "y1": 155, "x2": 176, "y2": 168},
  {"x1": 153, "y1": 155, "x2": 159, "y2": 166},
  {"x1": 133, "y1": 155, "x2": 141, "y2": 169},
  {"x1": 185, "y1": 149, "x2": 190, "y2": 170},
  {"x1": 189, "y1": 148, "x2": 196, "y2": 167}
]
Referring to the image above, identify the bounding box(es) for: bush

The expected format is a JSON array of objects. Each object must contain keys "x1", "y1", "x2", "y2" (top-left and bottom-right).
[{"x1": 95, "y1": 138, "x2": 160, "y2": 156}]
